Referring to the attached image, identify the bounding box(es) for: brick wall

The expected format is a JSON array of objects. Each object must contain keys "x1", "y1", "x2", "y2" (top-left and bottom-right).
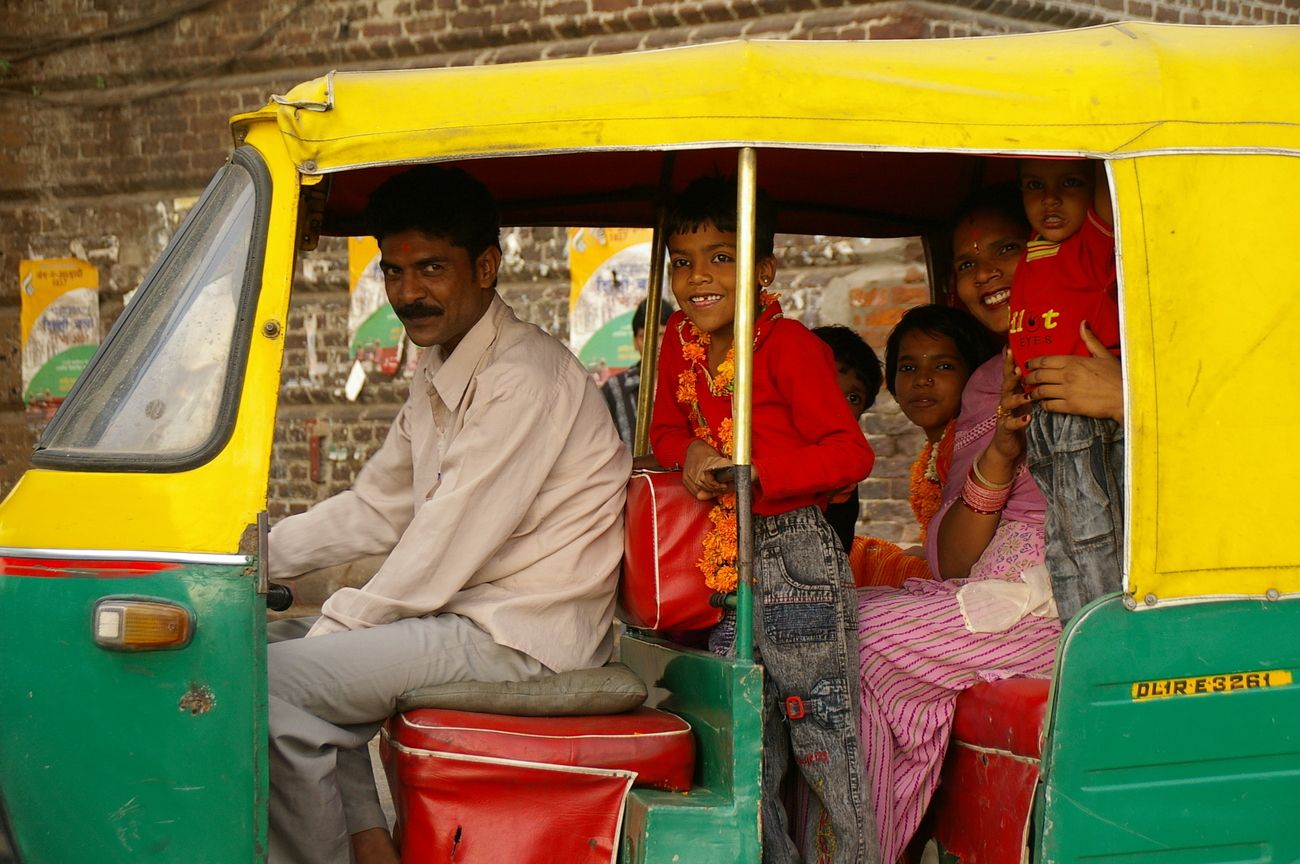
[{"x1": 3, "y1": 0, "x2": 1292, "y2": 546}]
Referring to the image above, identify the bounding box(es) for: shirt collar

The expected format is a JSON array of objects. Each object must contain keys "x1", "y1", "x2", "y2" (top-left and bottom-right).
[{"x1": 423, "y1": 293, "x2": 505, "y2": 409}]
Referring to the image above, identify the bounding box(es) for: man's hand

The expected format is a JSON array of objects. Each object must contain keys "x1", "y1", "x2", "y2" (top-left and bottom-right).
[
  {"x1": 1024, "y1": 322, "x2": 1123, "y2": 422},
  {"x1": 351, "y1": 828, "x2": 399, "y2": 864},
  {"x1": 683, "y1": 439, "x2": 735, "y2": 500}
]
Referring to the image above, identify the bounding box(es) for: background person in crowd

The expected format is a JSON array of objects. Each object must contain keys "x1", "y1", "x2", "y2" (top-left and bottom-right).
[
  {"x1": 814, "y1": 324, "x2": 884, "y2": 553},
  {"x1": 602, "y1": 297, "x2": 673, "y2": 446}
]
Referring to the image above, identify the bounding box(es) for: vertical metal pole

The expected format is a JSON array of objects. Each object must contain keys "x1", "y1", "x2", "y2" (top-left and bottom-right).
[
  {"x1": 733, "y1": 148, "x2": 758, "y2": 661},
  {"x1": 632, "y1": 153, "x2": 676, "y2": 458}
]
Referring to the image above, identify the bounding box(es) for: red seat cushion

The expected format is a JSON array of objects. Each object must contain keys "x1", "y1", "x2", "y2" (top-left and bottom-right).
[
  {"x1": 951, "y1": 677, "x2": 1050, "y2": 759},
  {"x1": 388, "y1": 706, "x2": 695, "y2": 791}
]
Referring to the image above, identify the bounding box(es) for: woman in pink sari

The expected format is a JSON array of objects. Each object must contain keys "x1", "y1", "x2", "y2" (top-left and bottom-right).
[{"x1": 856, "y1": 188, "x2": 1059, "y2": 864}]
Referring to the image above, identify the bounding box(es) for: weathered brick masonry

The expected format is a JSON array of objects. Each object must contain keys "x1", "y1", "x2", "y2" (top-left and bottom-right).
[{"x1": 2, "y1": 0, "x2": 1294, "y2": 544}]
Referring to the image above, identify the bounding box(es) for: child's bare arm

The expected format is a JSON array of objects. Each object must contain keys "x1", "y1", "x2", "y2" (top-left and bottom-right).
[{"x1": 1094, "y1": 159, "x2": 1114, "y2": 227}]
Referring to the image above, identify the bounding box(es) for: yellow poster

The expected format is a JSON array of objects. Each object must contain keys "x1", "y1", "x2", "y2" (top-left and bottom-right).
[
  {"x1": 346, "y1": 236, "x2": 405, "y2": 377},
  {"x1": 19, "y1": 258, "x2": 100, "y2": 417},
  {"x1": 567, "y1": 227, "x2": 655, "y2": 377}
]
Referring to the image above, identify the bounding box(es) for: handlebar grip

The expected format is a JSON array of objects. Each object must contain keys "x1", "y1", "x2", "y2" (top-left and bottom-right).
[{"x1": 266, "y1": 583, "x2": 294, "y2": 612}]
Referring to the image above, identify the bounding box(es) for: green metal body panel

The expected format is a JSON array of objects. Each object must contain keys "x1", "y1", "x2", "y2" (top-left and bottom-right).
[
  {"x1": 1038, "y1": 595, "x2": 1300, "y2": 864},
  {"x1": 618, "y1": 633, "x2": 764, "y2": 863},
  {"x1": 0, "y1": 562, "x2": 268, "y2": 862}
]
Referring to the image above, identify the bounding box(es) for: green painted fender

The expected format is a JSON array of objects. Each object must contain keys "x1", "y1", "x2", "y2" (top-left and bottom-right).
[{"x1": 1038, "y1": 595, "x2": 1300, "y2": 864}]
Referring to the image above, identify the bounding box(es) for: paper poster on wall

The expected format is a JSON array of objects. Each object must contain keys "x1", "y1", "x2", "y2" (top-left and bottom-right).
[
  {"x1": 567, "y1": 227, "x2": 655, "y2": 380},
  {"x1": 20, "y1": 258, "x2": 100, "y2": 420},
  {"x1": 347, "y1": 236, "x2": 405, "y2": 377}
]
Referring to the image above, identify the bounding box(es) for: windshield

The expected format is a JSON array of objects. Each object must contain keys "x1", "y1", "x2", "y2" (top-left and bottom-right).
[{"x1": 34, "y1": 149, "x2": 269, "y2": 470}]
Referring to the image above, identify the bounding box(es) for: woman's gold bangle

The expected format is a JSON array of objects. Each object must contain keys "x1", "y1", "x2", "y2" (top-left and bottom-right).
[{"x1": 972, "y1": 457, "x2": 1013, "y2": 491}]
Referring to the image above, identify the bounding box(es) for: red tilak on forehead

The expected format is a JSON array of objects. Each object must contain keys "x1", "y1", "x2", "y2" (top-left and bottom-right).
[{"x1": 400, "y1": 241, "x2": 411, "y2": 253}]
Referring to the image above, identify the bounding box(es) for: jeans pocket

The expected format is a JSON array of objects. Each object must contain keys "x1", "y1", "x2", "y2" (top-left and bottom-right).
[
  {"x1": 759, "y1": 533, "x2": 838, "y2": 646},
  {"x1": 808, "y1": 676, "x2": 852, "y2": 730}
]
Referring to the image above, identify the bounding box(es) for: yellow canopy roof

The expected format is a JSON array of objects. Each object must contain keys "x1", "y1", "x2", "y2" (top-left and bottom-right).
[{"x1": 244, "y1": 23, "x2": 1300, "y2": 173}]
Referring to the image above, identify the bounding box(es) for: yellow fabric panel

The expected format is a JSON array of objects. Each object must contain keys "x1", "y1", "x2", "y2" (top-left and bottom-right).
[
  {"x1": 1121, "y1": 153, "x2": 1300, "y2": 601},
  {"x1": 0, "y1": 123, "x2": 298, "y2": 555},
  {"x1": 263, "y1": 25, "x2": 1300, "y2": 173}
]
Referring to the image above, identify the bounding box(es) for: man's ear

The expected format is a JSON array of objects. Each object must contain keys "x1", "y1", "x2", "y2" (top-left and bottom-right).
[
  {"x1": 757, "y1": 255, "x2": 777, "y2": 288},
  {"x1": 475, "y1": 246, "x2": 503, "y2": 290}
]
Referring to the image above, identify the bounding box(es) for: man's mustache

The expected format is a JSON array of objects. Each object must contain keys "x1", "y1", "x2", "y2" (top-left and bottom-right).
[{"x1": 393, "y1": 303, "x2": 444, "y2": 320}]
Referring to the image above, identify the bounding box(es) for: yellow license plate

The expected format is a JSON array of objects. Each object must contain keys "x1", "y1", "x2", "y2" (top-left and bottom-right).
[{"x1": 1131, "y1": 670, "x2": 1293, "y2": 701}]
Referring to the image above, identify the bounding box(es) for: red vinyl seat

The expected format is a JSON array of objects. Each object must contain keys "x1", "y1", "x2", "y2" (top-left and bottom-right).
[
  {"x1": 950, "y1": 677, "x2": 1051, "y2": 759},
  {"x1": 386, "y1": 706, "x2": 695, "y2": 791},
  {"x1": 931, "y1": 678, "x2": 1051, "y2": 864},
  {"x1": 381, "y1": 706, "x2": 695, "y2": 864}
]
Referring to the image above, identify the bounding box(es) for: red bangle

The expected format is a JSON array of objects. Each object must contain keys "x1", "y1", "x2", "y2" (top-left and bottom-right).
[
  {"x1": 961, "y1": 471, "x2": 1010, "y2": 515},
  {"x1": 960, "y1": 496, "x2": 1002, "y2": 516}
]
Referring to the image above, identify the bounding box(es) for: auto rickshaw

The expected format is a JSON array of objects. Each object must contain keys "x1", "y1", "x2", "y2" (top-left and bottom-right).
[{"x1": 2, "y1": 22, "x2": 1299, "y2": 864}]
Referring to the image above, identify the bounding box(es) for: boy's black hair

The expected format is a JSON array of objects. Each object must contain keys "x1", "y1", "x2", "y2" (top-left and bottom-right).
[
  {"x1": 366, "y1": 164, "x2": 501, "y2": 264},
  {"x1": 884, "y1": 304, "x2": 1000, "y2": 397},
  {"x1": 949, "y1": 181, "x2": 1030, "y2": 239},
  {"x1": 666, "y1": 176, "x2": 777, "y2": 258},
  {"x1": 813, "y1": 325, "x2": 884, "y2": 411},
  {"x1": 632, "y1": 298, "x2": 672, "y2": 335}
]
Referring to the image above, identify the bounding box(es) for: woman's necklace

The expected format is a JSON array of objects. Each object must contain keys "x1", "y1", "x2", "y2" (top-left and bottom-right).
[{"x1": 909, "y1": 419, "x2": 956, "y2": 543}]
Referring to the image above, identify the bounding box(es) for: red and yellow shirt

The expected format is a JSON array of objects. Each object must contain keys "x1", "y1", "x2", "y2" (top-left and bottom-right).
[{"x1": 1008, "y1": 209, "x2": 1120, "y2": 371}]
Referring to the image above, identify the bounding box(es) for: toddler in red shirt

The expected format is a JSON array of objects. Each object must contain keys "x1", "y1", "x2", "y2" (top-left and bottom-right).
[
  {"x1": 650, "y1": 177, "x2": 876, "y2": 864},
  {"x1": 1006, "y1": 158, "x2": 1124, "y2": 621}
]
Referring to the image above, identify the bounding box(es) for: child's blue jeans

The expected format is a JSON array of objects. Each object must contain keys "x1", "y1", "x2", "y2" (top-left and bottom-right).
[
  {"x1": 711, "y1": 506, "x2": 877, "y2": 864},
  {"x1": 1025, "y1": 409, "x2": 1126, "y2": 621}
]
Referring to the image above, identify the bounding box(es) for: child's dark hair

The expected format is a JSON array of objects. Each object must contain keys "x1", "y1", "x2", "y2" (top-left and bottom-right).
[
  {"x1": 949, "y1": 181, "x2": 1029, "y2": 239},
  {"x1": 632, "y1": 298, "x2": 672, "y2": 335},
  {"x1": 884, "y1": 305, "x2": 1000, "y2": 397},
  {"x1": 813, "y1": 325, "x2": 884, "y2": 410},
  {"x1": 366, "y1": 164, "x2": 501, "y2": 263},
  {"x1": 666, "y1": 176, "x2": 777, "y2": 258}
]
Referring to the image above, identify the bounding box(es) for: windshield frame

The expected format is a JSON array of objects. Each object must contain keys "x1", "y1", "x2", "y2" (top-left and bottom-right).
[{"x1": 31, "y1": 146, "x2": 272, "y2": 473}]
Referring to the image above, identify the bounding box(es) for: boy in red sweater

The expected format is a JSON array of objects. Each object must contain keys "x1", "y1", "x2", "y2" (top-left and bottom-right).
[
  {"x1": 650, "y1": 177, "x2": 877, "y2": 864},
  {"x1": 1004, "y1": 158, "x2": 1124, "y2": 620}
]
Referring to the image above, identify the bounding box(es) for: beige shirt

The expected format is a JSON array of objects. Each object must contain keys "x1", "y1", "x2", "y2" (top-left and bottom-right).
[{"x1": 269, "y1": 295, "x2": 631, "y2": 672}]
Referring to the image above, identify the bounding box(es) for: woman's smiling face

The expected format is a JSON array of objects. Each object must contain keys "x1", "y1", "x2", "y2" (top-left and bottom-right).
[{"x1": 952, "y1": 209, "x2": 1026, "y2": 336}]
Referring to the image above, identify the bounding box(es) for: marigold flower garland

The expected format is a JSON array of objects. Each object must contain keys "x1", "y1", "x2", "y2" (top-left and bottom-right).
[
  {"x1": 676, "y1": 293, "x2": 778, "y2": 594},
  {"x1": 908, "y1": 418, "x2": 955, "y2": 543}
]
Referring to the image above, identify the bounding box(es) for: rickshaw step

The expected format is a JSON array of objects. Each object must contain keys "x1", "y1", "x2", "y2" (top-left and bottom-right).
[{"x1": 622, "y1": 787, "x2": 756, "y2": 864}]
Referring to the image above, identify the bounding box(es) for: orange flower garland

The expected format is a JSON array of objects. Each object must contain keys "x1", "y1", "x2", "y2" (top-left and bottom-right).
[
  {"x1": 908, "y1": 419, "x2": 956, "y2": 543},
  {"x1": 675, "y1": 293, "x2": 778, "y2": 593}
]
